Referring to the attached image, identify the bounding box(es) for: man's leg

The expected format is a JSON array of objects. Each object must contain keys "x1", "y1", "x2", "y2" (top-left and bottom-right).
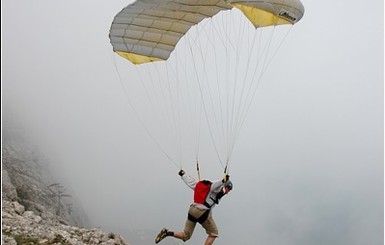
[
  {"x1": 204, "y1": 235, "x2": 216, "y2": 245},
  {"x1": 201, "y1": 212, "x2": 218, "y2": 245},
  {"x1": 159, "y1": 218, "x2": 196, "y2": 242},
  {"x1": 172, "y1": 231, "x2": 186, "y2": 240}
]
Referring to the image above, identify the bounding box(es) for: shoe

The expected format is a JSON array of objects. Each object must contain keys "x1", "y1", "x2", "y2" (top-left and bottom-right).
[{"x1": 155, "y1": 228, "x2": 168, "y2": 244}]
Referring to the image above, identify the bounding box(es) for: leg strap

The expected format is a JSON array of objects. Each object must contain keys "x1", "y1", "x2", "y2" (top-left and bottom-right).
[{"x1": 188, "y1": 209, "x2": 210, "y2": 224}]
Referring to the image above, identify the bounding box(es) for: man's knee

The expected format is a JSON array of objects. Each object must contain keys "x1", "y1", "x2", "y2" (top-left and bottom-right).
[{"x1": 182, "y1": 231, "x2": 193, "y2": 241}]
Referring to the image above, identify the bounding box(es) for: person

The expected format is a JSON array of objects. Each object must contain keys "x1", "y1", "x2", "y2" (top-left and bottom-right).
[{"x1": 155, "y1": 169, "x2": 233, "y2": 245}]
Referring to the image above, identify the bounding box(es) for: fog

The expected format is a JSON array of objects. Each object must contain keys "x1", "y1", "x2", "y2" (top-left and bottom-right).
[{"x1": 2, "y1": 0, "x2": 383, "y2": 244}]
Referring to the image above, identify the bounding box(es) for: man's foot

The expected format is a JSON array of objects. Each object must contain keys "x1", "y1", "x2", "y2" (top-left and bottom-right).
[{"x1": 155, "y1": 228, "x2": 168, "y2": 244}]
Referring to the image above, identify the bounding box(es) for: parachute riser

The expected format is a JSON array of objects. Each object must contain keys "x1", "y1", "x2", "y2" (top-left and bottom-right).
[{"x1": 196, "y1": 160, "x2": 201, "y2": 181}]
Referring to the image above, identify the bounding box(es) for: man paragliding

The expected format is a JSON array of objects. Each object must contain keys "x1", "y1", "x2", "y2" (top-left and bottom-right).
[
  {"x1": 109, "y1": 0, "x2": 304, "y2": 244},
  {"x1": 155, "y1": 170, "x2": 233, "y2": 245}
]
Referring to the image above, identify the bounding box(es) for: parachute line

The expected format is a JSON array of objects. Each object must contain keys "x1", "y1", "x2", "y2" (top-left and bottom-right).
[
  {"x1": 186, "y1": 29, "x2": 226, "y2": 170},
  {"x1": 111, "y1": 56, "x2": 180, "y2": 168},
  {"x1": 234, "y1": 26, "x2": 294, "y2": 158},
  {"x1": 109, "y1": 1, "x2": 301, "y2": 174}
]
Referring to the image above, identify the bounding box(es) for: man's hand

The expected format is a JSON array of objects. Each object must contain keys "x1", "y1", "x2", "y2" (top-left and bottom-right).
[
  {"x1": 222, "y1": 174, "x2": 230, "y2": 183},
  {"x1": 178, "y1": 170, "x2": 185, "y2": 176}
]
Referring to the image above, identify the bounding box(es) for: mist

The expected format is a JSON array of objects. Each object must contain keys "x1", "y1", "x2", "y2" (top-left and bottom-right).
[{"x1": 2, "y1": 0, "x2": 383, "y2": 244}]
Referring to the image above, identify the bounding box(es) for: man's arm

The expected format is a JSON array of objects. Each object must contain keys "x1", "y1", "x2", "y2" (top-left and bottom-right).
[
  {"x1": 210, "y1": 179, "x2": 223, "y2": 191},
  {"x1": 178, "y1": 170, "x2": 197, "y2": 190},
  {"x1": 181, "y1": 174, "x2": 197, "y2": 190},
  {"x1": 210, "y1": 175, "x2": 229, "y2": 191}
]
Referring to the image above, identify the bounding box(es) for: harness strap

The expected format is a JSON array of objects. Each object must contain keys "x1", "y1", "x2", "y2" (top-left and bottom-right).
[
  {"x1": 204, "y1": 196, "x2": 218, "y2": 208},
  {"x1": 188, "y1": 209, "x2": 210, "y2": 224}
]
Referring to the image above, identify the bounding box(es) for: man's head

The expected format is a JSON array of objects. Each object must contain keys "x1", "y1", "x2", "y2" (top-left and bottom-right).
[{"x1": 224, "y1": 180, "x2": 233, "y2": 193}]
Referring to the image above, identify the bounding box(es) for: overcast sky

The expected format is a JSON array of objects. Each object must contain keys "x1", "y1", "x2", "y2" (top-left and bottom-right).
[{"x1": 2, "y1": 0, "x2": 384, "y2": 245}]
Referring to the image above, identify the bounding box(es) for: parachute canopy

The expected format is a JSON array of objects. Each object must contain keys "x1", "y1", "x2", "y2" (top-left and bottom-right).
[
  {"x1": 109, "y1": 0, "x2": 305, "y2": 170},
  {"x1": 109, "y1": 0, "x2": 304, "y2": 64}
]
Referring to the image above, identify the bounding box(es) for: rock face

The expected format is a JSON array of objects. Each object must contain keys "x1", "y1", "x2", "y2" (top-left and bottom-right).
[
  {"x1": 2, "y1": 128, "x2": 87, "y2": 227},
  {"x1": 2, "y1": 120, "x2": 130, "y2": 245},
  {"x1": 2, "y1": 200, "x2": 128, "y2": 245}
]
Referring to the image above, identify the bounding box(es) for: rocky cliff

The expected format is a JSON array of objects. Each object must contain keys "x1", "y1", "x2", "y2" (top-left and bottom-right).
[
  {"x1": 2, "y1": 122, "x2": 130, "y2": 245},
  {"x1": 2, "y1": 200, "x2": 128, "y2": 245}
]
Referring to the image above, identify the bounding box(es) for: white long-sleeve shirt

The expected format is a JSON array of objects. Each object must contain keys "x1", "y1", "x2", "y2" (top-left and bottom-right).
[{"x1": 181, "y1": 174, "x2": 224, "y2": 210}]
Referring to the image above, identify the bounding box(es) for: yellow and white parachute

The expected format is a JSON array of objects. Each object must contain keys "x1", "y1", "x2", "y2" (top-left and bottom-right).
[
  {"x1": 109, "y1": 0, "x2": 304, "y2": 172},
  {"x1": 110, "y1": 0, "x2": 304, "y2": 64}
]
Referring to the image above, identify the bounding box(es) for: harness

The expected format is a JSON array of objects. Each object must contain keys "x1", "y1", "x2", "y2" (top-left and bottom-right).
[
  {"x1": 187, "y1": 209, "x2": 210, "y2": 224},
  {"x1": 188, "y1": 190, "x2": 225, "y2": 223}
]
